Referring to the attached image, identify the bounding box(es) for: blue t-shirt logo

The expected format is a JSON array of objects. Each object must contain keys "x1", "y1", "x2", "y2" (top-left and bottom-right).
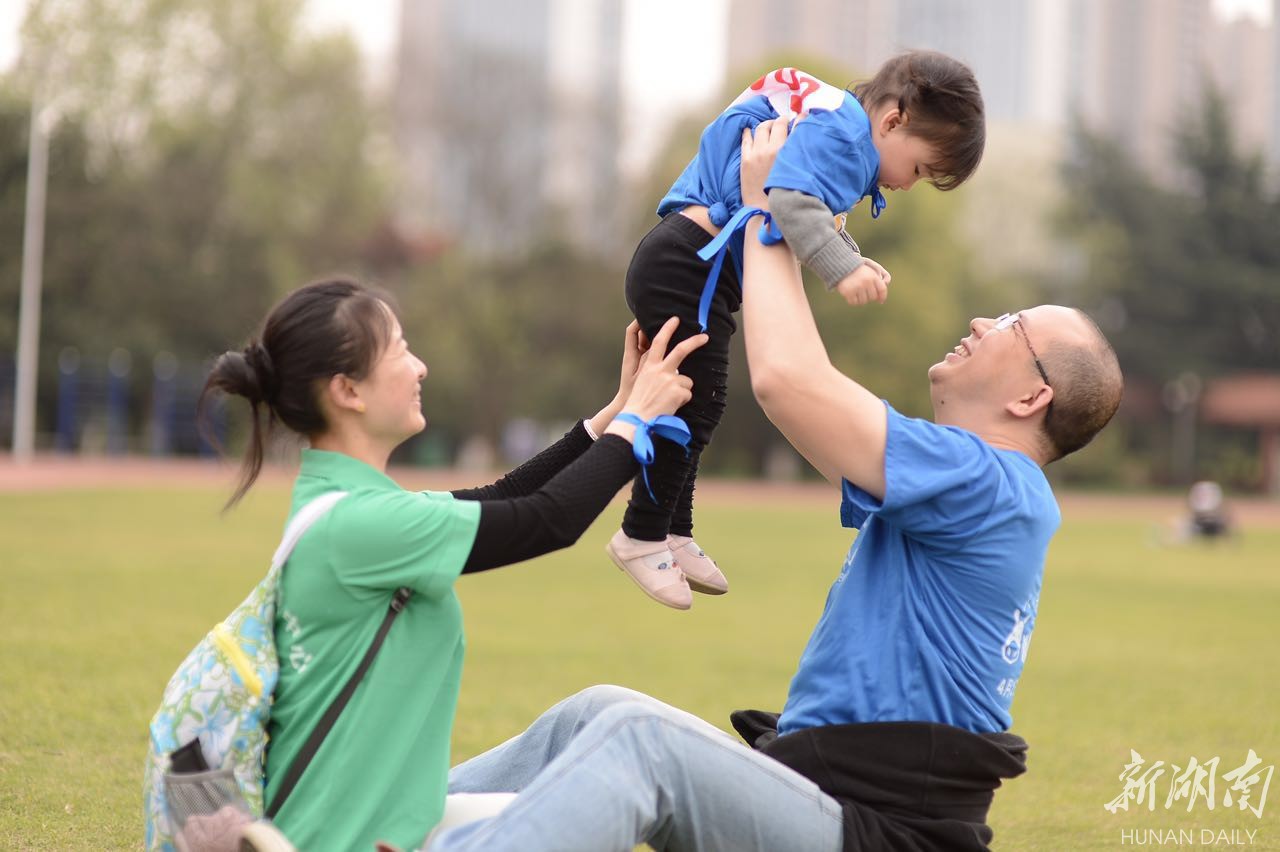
[{"x1": 1001, "y1": 607, "x2": 1033, "y2": 664}]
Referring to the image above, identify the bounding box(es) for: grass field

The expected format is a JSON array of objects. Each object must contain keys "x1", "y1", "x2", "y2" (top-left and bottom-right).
[{"x1": 2, "y1": 481, "x2": 1278, "y2": 850}]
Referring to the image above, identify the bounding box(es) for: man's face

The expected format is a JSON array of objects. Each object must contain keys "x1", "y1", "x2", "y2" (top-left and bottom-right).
[{"x1": 928, "y1": 305, "x2": 1082, "y2": 420}]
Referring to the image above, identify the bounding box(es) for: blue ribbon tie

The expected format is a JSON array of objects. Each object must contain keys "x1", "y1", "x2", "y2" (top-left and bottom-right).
[
  {"x1": 870, "y1": 187, "x2": 886, "y2": 219},
  {"x1": 757, "y1": 213, "x2": 784, "y2": 245},
  {"x1": 693, "y1": 205, "x2": 776, "y2": 332},
  {"x1": 615, "y1": 413, "x2": 692, "y2": 502}
]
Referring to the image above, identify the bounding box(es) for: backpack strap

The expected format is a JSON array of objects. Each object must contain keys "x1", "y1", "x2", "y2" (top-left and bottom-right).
[
  {"x1": 263, "y1": 492, "x2": 413, "y2": 820},
  {"x1": 265, "y1": 587, "x2": 412, "y2": 819},
  {"x1": 271, "y1": 491, "x2": 350, "y2": 570}
]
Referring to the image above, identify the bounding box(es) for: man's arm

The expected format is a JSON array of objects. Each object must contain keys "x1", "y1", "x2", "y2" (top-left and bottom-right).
[{"x1": 739, "y1": 120, "x2": 888, "y2": 499}]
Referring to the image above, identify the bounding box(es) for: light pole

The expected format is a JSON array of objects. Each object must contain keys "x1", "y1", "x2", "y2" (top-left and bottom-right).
[{"x1": 12, "y1": 96, "x2": 49, "y2": 462}]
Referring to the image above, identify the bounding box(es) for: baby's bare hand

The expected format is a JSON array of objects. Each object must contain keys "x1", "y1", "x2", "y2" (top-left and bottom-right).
[
  {"x1": 835, "y1": 264, "x2": 889, "y2": 306},
  {"x1": 861, "y1": 257, "x2": 891, "y2": 286}
]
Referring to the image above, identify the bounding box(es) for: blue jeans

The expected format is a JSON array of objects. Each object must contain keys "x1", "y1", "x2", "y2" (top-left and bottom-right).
[{"x1": 426, "y1": 685, "x2": 845, "y2": 852}]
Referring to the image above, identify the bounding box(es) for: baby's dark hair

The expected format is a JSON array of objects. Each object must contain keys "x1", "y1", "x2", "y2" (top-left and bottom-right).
[
  {"x1": 198, "y1": 277, "x2": 396, "y2": 508},
  {"x1": 853, "y1": 50, "x2": 985, "y2": 190}
]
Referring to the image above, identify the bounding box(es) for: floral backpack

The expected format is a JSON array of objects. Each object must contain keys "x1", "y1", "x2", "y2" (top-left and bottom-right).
[{"x1": 142, "y1": 492, "x2": 348, "y2": 851}]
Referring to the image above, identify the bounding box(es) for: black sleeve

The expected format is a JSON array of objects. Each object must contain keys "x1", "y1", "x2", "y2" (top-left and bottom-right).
[
  {"x1": 450, "y1": 420, "x2": 594, "y2": 502},
  {"x1": 459, "y1": 434, "x2": 638, "y2": 574}
]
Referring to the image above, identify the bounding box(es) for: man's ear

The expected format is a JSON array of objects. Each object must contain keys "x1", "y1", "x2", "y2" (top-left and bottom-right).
[
  {"x1": 325, "y1": 373, "x2": 365, "y2": 414},
  {"x1": 1006, "y1": 383, "x2": 1053, "y2": 420}
]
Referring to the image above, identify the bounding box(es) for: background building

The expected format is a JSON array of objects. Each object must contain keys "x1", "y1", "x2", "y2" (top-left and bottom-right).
[
  {"x1": 1208, "y1": 12, "x2": 1273, "y2": 157},
  {"x1": 727, "y1": 0, "x2": 1062, "y2": 124},
  {"x1": 395, "y1": 0, "x2": 625, "y2": 257},
  {"x1": 1069, "y1": 0, "x2": 1215, "y2": 177},
  {"x1": 1273, "y1": 0, "x2": 1280, "y2": 167}
]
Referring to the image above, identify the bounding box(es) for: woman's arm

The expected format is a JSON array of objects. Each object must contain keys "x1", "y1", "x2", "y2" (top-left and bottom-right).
[
  {"x1": 461, "y1": 435, "x2": 637, "y2": 573},
  {"x1": 449, "y1": 421, "x2": 594, "y2": 502},
  {"x1": 449, "y1": 322, "x2": 647, "y2": 502}
]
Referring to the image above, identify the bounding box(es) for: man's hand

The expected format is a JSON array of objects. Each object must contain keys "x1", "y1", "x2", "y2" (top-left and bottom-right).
[
  {"x1": 740, "y1": 119, "x2": 789, "y2": 207},
  {"x1": 834, "y1": 258, "x2": 891, "y2": 306}
]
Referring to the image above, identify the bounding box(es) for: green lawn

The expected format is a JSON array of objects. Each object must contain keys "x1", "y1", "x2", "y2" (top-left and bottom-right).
[{"x1": 2, "y1": 485, "x2": 1277, "y2": 850}]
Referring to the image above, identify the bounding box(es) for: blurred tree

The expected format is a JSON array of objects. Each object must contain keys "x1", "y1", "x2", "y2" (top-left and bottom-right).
[
  {"x1": 1055, "y1": 86, "x2": 1280, "y2": 384},
  {"x1": 395, "y1": 243, "x2": 630, "y2": 455},
  {"x1": 1050, "y1": 84, "x2": 1280, "y2": 488},
  {"x1": 0, "y1": 0, "x2": 388, "y2": 366}
]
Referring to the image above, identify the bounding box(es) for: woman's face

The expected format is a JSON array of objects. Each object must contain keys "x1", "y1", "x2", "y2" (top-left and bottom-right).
[{"x1": 354, "y1": 312, "x2": 428, "y2": 446}]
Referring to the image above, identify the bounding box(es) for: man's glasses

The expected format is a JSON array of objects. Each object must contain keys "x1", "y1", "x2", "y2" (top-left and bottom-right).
[{"x1": 992, "y1": 313, "x2": 1050, "y2": 387}]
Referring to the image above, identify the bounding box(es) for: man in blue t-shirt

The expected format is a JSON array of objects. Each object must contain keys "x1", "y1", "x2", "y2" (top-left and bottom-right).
[
  {"x1": 424, "y1": 121, "x2": 1124, "y2": 852},
  {"x1": 779, "y1": 400, "x2": 1059, "y2": 737}
]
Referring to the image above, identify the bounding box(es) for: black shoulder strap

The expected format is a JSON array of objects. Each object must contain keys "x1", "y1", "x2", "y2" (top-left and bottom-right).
[{"x1": 265, "y1": 586, "x2": 412, "y2": 819}]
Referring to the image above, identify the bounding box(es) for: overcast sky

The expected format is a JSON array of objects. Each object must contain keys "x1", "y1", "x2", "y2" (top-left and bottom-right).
[
  {"x1": 3, "y1": 0, "x2": 1272, "y2": 77},
  {"x1": 0, "y1": 0, "x2": 1270, "y2": 173}
]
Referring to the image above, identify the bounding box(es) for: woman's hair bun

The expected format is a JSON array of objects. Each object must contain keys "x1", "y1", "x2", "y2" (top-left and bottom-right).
[
  {"x1": 244, "y1": 341, "x2": 279, "y2": 403},
  {"x1": 208, "y1": 344, "x2": 273, "y2": 405}
]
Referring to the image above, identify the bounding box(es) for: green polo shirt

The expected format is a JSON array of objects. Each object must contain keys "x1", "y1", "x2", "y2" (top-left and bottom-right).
[{"x1": 265, "y1": 449, "x2": 480, "y2": 851}]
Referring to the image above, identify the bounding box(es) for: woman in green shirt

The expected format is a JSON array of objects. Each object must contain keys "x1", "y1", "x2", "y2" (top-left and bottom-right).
[{"x1": 199, "y1": 278, "x2": 705, "y2": 851}]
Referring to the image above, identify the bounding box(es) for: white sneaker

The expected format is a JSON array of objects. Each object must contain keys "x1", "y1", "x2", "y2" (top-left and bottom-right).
[
  {"x1": 606, "y1": 530, "x2": 692, "y2": 610},
  {"x1": 668, "y1": 535, "x2": 728, "y2": 595}
]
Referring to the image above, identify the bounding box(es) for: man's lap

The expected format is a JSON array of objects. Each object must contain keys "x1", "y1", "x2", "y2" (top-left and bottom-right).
[{"x1": 438, "y1": 685, "x2": 844, "y2": 852}]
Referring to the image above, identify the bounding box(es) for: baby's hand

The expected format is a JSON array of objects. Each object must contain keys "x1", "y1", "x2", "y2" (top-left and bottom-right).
[{"x1": 834, "y1": 260, "x2": 890, "y2": 306}]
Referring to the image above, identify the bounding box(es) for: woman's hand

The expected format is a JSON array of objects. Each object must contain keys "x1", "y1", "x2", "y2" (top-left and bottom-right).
[
  {"x1": 616, "y1": 320, "x2": 649, "y2": 402},
  {"x1": 605, "y1": 317, "x2": 706, "y2": 440},
  {"x1": 589, "y1": 320, "x2": 651, "y2": 436},
  {"x1": 740, "y1": 118, "x2": 789, "y2": 208}
]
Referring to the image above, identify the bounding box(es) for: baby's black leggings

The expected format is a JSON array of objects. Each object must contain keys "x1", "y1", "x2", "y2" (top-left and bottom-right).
[{"x1": 622, "y1": 212, "x2": 740, "y2": 542}]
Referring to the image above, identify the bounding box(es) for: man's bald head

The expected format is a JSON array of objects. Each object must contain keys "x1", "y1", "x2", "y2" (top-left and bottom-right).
[{"x1": 1035, "y1": 308, "x2": 1123, "y2": 461}]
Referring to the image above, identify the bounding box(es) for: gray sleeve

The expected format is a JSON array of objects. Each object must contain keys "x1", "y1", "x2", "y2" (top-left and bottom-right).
[{"x1": 769, "y1": 188, "x2": 863, "y2": 290}]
